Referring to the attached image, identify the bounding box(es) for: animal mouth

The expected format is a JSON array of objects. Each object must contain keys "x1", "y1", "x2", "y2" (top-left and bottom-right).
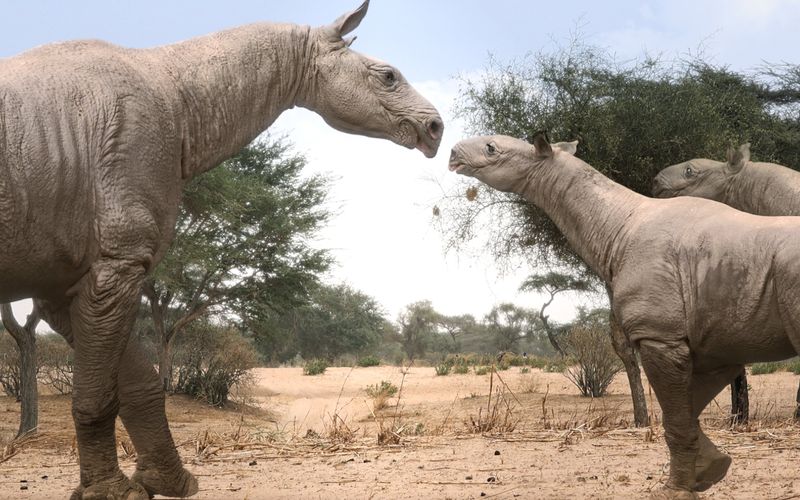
[{"x1": 408, "y1": 116, "x2": 443, "y2": 159}]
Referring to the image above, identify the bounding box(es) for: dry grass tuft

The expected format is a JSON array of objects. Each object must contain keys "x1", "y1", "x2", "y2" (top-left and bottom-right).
[{"x1": 465, "y1": 366, "x2": 519, "y2": 434}]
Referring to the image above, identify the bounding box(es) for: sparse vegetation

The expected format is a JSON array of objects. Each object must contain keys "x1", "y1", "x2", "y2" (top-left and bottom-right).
[
  {"x1": 562, "y1": 322, "x2": 622, "y2": 397},
  {"x1": 434, "y1": 363, "x2": 451, "y2": 376},
  {"x1": 303, "y1": 358, "x2": 329, "y2": 376},
  {"x1": 751, "y1": 362, "x2": 782, "y2": 375},
  {"x1": 357, "y1": 355, "x2": 381, "y2": 367}
]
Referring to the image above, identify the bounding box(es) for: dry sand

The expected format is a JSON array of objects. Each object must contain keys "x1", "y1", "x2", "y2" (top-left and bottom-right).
[{"x1": 3, "y1": 366, "x2": 800, "y2": 499}]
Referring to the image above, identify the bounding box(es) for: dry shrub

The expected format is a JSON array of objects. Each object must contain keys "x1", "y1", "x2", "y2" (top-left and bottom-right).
[
  {"x1": 562, "y1": 324, "x2": 622, "y2": 397},
  {"x1": 517, "y1": 373, "x2": 539, "y2": 394},
  {"x1": 173, "y1": 322, "x2": 258, "y2": 407},
  {"x1": 365, "y1": 380, "x2": 398, "y2": 411},
  {"x1": 38, "y1": 334, "x2": 73, "y2": 395},
  {"x1": 465, "y1": 367, "x2": 519, "y2": 434},
  {"x1": 0, "y1": 334, "x2": 20, "y2": 397},
  {"x1": 323, "y1": 412, "x2": 356, "y2": 444}
]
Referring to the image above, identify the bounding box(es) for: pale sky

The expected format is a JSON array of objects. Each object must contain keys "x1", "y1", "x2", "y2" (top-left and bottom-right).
[{"x1": 2, "y1": 1, "x2": 799, "y2": 325}]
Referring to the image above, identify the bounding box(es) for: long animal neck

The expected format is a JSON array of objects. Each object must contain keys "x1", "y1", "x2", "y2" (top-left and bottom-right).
[
  {"x1": 518, "y1": 153, "x2": 647, "y2": 282},
  {"x1": 724, "y1": 163, "x2": 800, "y2": 216},
  {"x1": 156, "y1": 23, "x2": 311, "y2": 178}
]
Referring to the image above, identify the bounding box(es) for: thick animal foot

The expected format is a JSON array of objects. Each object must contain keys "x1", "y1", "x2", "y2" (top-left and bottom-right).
[
  {"x1": 649, "y1": 486, "x2": 699, "y2": 500},
  {"x1": 694, "y1": 452, "x2": 732, "y2": 491},
  {"x1": 132, "y1": 465, "x2": 198, "y2": 498},
  {"x1": 69, "y1": 473, "x2": 150, "y2": 500}
]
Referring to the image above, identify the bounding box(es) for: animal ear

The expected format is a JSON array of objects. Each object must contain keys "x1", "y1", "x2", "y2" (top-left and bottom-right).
[
  {"x1": 725, "y1": 142, "x2": 750, "y2": 174},
  {"x1": 552, "y1": 141, "x2": 578, "y2": 156},
  {"x1": 532, "y1": 132, "x2": 553, "y2": 158},
  {"x1": 330, "y1": 1, "x2": 369, "y2": 38},
  {"x1": 343, "y1": 35, "x2": 357, "y2": 47}
]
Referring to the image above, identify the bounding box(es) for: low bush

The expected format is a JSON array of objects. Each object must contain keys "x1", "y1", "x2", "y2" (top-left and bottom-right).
[
  {"x1": 173, "y1": 322, "x2": 258, "y2": 406},
  {"x1": 786, "y1": 358, "x2": 800, "y2": 375},
  {"x1": 453, "y1": 364, "x2": 470, "y2": 374},
  {"x1": 563, "y1": 324, "x2": 622, "y2": 397},
  {"x1": 750, "y1": 362, "x2": 781, "y2": 375},
  {"x1": 303, "y1": 358, "x2": 328, "y2": 376},
  {"x1": 365, "y1": 380, "x2": 399, "y2": 410},
  {"x1": 357, "y1": 355, "x2": 381, "y2": 367},
  {"x1": 38, "y1": 334, "x2": 74, "y2": 395},
  {"x1": 0, "y1": 335, "x2": 20, "y2": 398},
  {"x1": 475, "y1": 366, "x2": 491, "y2": 376},
  {"x1": 519, "y1": 366, "x2": 530, "y2": 374},
  {"x1": 434, "y1": 364, "x2": 451, "y2": 376}
]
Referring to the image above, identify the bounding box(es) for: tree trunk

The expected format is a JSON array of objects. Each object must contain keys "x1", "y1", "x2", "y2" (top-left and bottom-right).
[
  {"x1": 158, "y1": 338, "x2": 173, "y2": 392},
  {"x1": 17, "y1": 334, "x2": 38, "y2": 436},
  {"x1": 608, "y1": 309, "x2": 650, "y2": 427},
  {"x1": 1, "y1": 303, "x2": 41, "y2": 437},
  {"x1": 730, "y1": 369, "x2": 749, "y2": 424}
]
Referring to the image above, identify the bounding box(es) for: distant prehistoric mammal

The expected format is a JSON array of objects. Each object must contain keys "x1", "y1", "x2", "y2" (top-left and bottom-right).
[
  {"x1": 0, "y1": 1, "x2": 442, "y2": 498},
  {"x1": 449, "y1": 133, "x2": 800, "y2": 498},
  {"x1": 654, "y1": 144, "x2": 800, "y2": 417}
]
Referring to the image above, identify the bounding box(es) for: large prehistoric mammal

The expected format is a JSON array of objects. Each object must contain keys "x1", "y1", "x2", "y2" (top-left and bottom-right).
[
  {"x1": 449, "y1": 133, "x2": 800, "y2": 498},
  {"x1": 653, "y1": 144, "x2": 800, "y2": 417},
  {"x1": 0, "y1": 2, "x2": 442, "y2": 498}
]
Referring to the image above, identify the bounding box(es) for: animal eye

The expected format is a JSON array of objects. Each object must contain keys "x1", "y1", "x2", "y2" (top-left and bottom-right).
[
  {"x1": 684, "y1": 166, "x2": 694, "y2": 177},
  {"x1": 383, "y1": 70, "x2": 396, "y2": 84},
  {"x1": 486, "y1": 143, "x2": 497, "y2": 155}
]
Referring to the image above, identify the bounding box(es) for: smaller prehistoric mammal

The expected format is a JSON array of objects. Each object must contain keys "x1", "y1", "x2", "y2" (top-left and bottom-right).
[
  {"x1": 653, "y1": 143, "x2": 800, "y2": 216},
  {"x1": 653, "y1": 144, "x2": 800, "y2": 417},
  {"x1": 449, "y1": 133, "x2": 800, "y2": 498}
]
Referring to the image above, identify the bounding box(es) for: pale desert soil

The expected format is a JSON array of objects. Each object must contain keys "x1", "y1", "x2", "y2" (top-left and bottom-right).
[{"x1": 3, "y1": 366, "x2": 800, "y2": 499}]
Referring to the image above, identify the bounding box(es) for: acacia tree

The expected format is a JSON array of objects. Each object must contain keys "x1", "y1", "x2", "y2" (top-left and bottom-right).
[
  {"x1": 0, "y1": 303, "x2": 41, "y2": 436},
  {"x1": 519, "y1": 271, "x2": 597, "y2": 357},
  {"x1": 441, "y1": 39, "x2": 800, "y2": 426},
  {"x1": 398, "y1": 301, "x2": 439, "y2": 361},
  {"x1": 144, "y1": 138, "x2": 332, "y2": 390},
  {"x1": 436, "y1": 313, "x2": 477, "y2": 351},
  {"x1": 291, "y1": 284, "x2": 387, "y2": 361},
  {"x1": 485, "y1": 303, "x2": 536, "y2": 353}
]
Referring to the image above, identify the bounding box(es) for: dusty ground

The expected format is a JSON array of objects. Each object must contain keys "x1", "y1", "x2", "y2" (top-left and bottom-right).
[{"x1": 3, "y1": 366, "x2": 800, "y2": 499}]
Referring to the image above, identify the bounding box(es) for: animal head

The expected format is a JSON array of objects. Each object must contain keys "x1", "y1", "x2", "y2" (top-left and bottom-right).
[
  {"x1": 652, "y1": 143, "x2": 750, "y2": 200},
  {"x1": 448, "y1": 134, "x2": 578, "y2": 193},
  {"x1": 302, "y1": 1, "x2": 443, "y2": 158}
]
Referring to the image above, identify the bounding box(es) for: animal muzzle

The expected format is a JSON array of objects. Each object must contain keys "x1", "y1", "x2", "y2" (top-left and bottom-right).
[
  {"x1": 415, "y1": 115, "x2": 444, "y2": 158},
  {"x1": 651, "y1": 176, "x2": 669, "y2": 198}
]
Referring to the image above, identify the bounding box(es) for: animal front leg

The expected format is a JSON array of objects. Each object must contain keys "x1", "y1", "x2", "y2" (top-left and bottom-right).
[
  {"x1": 639, "y1": 339, "x2": 698, "y2": 498},
  {"x1": 68, "y1": 259, "x2": 149, "y2": 500},
  {"x1": 119, "y1": 340, "x2": 198, "y2": 497}
]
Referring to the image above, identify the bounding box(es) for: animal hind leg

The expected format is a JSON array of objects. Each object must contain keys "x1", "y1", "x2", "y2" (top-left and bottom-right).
[
  {"x1": 36, "y1": 298, "x2": 198, "y2": 498},
  {"x1": 66, "y1": 259, "x2": 150, "y2": 500},
  {"x1": 690, "y1": 365, "x2": 742, "y2": 491}
]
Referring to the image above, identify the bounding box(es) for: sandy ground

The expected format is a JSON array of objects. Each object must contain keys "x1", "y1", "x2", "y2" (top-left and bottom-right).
[{"x1": 3, "y1": 366, "x2": 800, "y2": 499}]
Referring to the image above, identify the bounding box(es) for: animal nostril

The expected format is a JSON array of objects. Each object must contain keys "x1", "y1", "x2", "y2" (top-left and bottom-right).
[
  {"x1": 449, "y1": 149, "x2": 456, "y2": 161},
  {"x1": 428, "y1": 118, "x2": 443, "y2": 140}
]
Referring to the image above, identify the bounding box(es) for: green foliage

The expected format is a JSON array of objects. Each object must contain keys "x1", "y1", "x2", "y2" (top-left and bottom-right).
[
  {"x1": 453, "y1": 363, "x2": 470, "y2": 374},
  {"x1": 520, "y1": 367, "x2": 530, "y2": 374},
  {"x1": 786, "y1": 358, "x2": 800, "y2": 375},
  {"x1": 173, "y1": 322, "x2": 259, "y2": 406},
  {"x1": 434, "y1": 364, "x2": 451, "y2": 376},
  {"x1": 750, "y1": 362, "x2": 781, "y2": 375},
  {"x1": 475, "y1": 366, "x2": 491, "y2": 376},
  {"x1": 303, "y1": 358, "x2": 328, "y2": 376},
  {"x1": 357, "y1": 355, "x2": 381, "y2": 368},
  {"x1": 485, "y1": 303, "x2": 537, "y2": 353},
  {"x1": 146, "y1": 137, "x2": 333, "y2": 369},
  {"x1": 398, "y1": 301, "x2": 439, "y2": 361},
  {"x1": 365, "y1": 380, "x2": 399, "y2": 399}
]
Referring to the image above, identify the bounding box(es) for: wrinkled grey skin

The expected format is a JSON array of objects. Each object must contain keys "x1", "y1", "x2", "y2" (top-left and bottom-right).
[
  {"x1": 0, "y1": 2, "x2": 442, "y2": 498},
  {"x1": 450, "y1": 134, "x2": 800, "y2": 499},
  {"x1": 653, "y1": 143, "x2": 800, "y2": 215}
]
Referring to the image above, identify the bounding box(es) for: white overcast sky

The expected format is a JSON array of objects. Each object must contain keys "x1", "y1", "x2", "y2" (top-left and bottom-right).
[{"x1": 2, "y1": 1, "x2": 799, "y2": 325}]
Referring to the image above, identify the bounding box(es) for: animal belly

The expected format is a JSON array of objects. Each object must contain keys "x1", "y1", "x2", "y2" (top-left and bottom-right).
[{"x1": 694, "y1": 324, "x2": 795, "y2": 367}]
